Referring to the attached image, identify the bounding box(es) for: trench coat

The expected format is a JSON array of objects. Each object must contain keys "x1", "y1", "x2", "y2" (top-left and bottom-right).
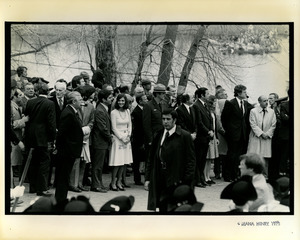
[
  {"x1": 145, "y1": 125, "x2": 196, "y2": 211},
  {"x1": 247, "y1": 106, "x2": 276, "y2": 158}
]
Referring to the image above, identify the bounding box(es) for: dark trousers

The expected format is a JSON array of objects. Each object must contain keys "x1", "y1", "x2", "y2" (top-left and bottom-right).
[
  {"x1": 55, "y1": 153, "x2": 76, "y2": 203},
  {"x1": 214, "y1": 155, "x2": 224, "y2": 177},
  {"x1": 132, "y1": 143, "x2": 145, "y2": 183},
  {"x1": 226, "y1": 138, "x2": 247, "y2": 180},
  {"x1": 278, "y1": 139, "x2": 289, "y2": 174},
  {"x1": 29, "y1": 147, "x2": 51, "y2": 194},
  {"x1": 194, "y1": 140, "x2": 209, "y2": 185},
  {"x1": 269, "y1": 137, "x2": 280, "y2": 181},
  {"x1": 91, "y1": 148, "x2": 107, "y2": 188}
]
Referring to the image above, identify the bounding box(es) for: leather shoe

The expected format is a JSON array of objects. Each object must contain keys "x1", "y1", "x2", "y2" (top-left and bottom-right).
[
  {"x1": 37, "y1": 190, "x2": 52, "y2": 197},
  {"x1": 69, "y1": 186, "x2": 82, "y2": 192},
  {"x1": 207, "y1": 180, "x2": 216, "y2": 184},
  {"x1": 78, "y1": 185, "x2": 89, "y2": 191},
  {"x1": 202, "y1": 181, "x2": 210, "y2": 186},
  {"x1": 90, "y1": 187, "x2": 107, "y2": 193},
  {"x1": 196, "y1": 183, "x2": 206, "y2": 188}
]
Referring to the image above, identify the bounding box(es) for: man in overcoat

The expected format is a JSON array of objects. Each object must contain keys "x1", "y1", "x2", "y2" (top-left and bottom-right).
[
  {"x1": 247, "y1": 95, "x2": 276, "y2": 175},
  {"x1": 145, "y1": 109, "x2": 196, "y2": 211}
]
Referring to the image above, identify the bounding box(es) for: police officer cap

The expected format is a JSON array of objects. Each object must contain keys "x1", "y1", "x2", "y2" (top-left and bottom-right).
[{"x1": 153, "y1": 83, "x2": 166, "y2": 93}]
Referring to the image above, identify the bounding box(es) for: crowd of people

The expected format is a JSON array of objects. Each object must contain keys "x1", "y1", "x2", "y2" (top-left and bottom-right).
[{"x1": 10, "y1": 65, "x2": 290, "y2": 213}]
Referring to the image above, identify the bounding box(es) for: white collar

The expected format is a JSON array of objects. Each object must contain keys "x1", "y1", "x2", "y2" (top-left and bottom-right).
[
  {"x1": 164, "y1": 124, "x2": 176, "y2": 137},
  {"x1": 137, "y1": 104, "x2": 143, "y2": 110},
  {"x1": 236, "y1": 97, "x2": 244, "y2": 105}
]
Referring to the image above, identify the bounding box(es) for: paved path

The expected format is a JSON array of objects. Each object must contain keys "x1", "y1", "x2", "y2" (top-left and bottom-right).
[{"x1": 11, "y1": 171, "x2": 231, "y2": 213}]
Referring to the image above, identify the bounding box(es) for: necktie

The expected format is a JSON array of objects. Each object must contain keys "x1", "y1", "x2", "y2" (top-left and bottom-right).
[
  {"x1": 240, "y1": 100, "x2": 244, "y2": 114},
  {"x1": 76, "y1": 112, "x2": 82, "y2": 124},
  {"x1": 164, "y1": 131, "x2": 170, "y2": 142},
  {"x1": 59, "y1": 98, "x2": 63, "y2": 110},
  {"x1": 159, "y1": 131, "x2": 169, "y2": 169},
  {"x1": 262, "y1": 108, "x2": 266, "y2": 130}
]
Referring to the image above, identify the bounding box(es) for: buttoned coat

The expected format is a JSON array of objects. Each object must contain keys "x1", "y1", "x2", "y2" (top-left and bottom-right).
[
  {"x1": 247, "y1": 106, "x2": 276, "y2": 158},
  {"x1": 49, "y1": 95, "x2": 67, "y2": 128},
  {"x1": 192, "y1": 99, "x2": 213, "y2": 143},
  {"x1": 145, "y1": 125, "x2": 196, "y2": 211},
  {"x1": 143, "y1": 98, "x2": 163, "y2": 144},
  {"x1": 56, "y1": 105, "x2": 83, "y2": 158},
  {"x1": 92, "y1": 103, "x2": 111, "y2": 150},
  {"x1": 221, "y1": 98, "x2": 253, "y2": 142},
  {"x1": 176, "y1": 104, "x2": 197, "y2": 134},
  {"x1": 131, "y1": 105, "x2": 145, "y2": 147},
  {"x1": 278, "y1": 101, "x2": 289, "y2": 140}
]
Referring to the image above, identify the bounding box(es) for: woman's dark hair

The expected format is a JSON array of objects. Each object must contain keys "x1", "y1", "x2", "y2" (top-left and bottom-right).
[{"x1": 115, "y1": 93, "x2": 129, "y2": 110}]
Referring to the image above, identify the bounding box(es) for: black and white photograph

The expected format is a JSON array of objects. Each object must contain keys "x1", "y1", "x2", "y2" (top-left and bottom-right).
[{"x1": 1, "y1": 1, "x2": 299, "y2": 240}]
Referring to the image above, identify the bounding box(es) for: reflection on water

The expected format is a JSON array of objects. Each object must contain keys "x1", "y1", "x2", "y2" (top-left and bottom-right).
[
  {"x1": 186, "y1": 38, "x2": 289, "y2": 103},
  {"x1": 11, "y1": 32, "x2": 289, "y2": 104}
]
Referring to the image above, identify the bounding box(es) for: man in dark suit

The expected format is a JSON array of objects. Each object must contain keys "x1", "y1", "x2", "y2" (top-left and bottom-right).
[
  {"x1": 90, "y1": 89, "x2": 114, "y2": 193},
  {"x1": 24, "y1": 83, "x2": 56, "y2": 196},
  {"x1": 131, "y1": 94, "x2": 148, "y2": 185},
  {"x1": 48, "y1": 79, "x2": 68, "y2": 187},
  {"x1": 144, "y1": 109, "x2": 196, "y2": 212},
  {"x1": 277, "y1": 95, "x2": 290, "y2": 176},
  {"x1": 221, "y1": 84, "x2": 253, "y2": 182},
  {"x1": 176, "y1": 94, "x2": 197, "y2": 138},
  {"x1": 192, "y1": 87, "x2": 214, "y2": 188},
  {"x1": 54, "y1": 91, "x2": 84, "y2": 203},
  {"x1": 50, "y1": 79, "x2": 68, "y2": 128}
]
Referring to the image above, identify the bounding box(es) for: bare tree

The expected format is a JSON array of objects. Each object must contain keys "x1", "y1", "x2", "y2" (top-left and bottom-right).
[
  {"x1": 156, "y1": 25, "x2": 178, "y2": 87},
  {"x1": 130, "y1": 25, "x2": 154, "y2": 94},
  {"x1": 177, "y1": 25, "x2": 206, "y2": 95},
  {"x1": 95, "y1": 25, "x2": 118, "y2": 86}
]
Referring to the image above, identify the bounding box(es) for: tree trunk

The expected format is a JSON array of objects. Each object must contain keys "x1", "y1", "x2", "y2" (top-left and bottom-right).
[
  {"x1": 157, "y1": 25, "x2": 178, "y2": 87},
  {"x1": 131, "y1": 25, "x2": 154, "y2": 94},
  {"x1": 95, "y1": 25, "x2": 117, "y2": 87},
  {"x1": 177, "y1": 25, "x2": 206, "y2": 95}
]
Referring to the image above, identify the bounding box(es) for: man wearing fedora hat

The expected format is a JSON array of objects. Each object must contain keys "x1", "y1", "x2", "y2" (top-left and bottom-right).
[{"x1": 143, "y1": 84, "x2": 166, "y2": 147}]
